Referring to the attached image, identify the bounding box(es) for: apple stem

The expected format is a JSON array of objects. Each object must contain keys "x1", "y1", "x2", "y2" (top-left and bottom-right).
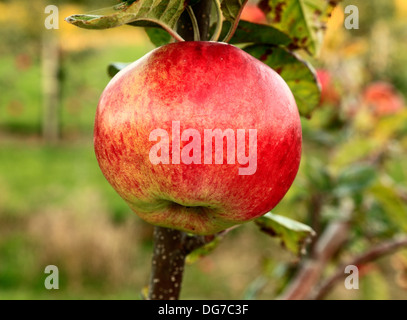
[
  {"x1": 210, "y1": 0, "x2": 223, "y2": 42},
  {"x1": 222, "y1": 0, "x2": 248, "y2": 43},
  {"x1": 147, "y1": 21, "x2": 185, "y2": 42},
  {"x1": 186, "y1": 6, "x2": 201, "y2": 41}
]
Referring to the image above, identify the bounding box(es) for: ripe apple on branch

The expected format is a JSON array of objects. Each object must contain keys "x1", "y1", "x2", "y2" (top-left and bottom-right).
[
  {"x1": 94, "y1": 41, "x2": 301, "y2": 235},
  {"x1": 66, "y1": 0, "x2": 339, "y2": 300}
]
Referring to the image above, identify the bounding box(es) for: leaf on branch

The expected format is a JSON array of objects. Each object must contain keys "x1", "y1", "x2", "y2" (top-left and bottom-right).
[
  {"x1": 221, "y1": 0, "x2": 248, "y2": 21},
  {"x1": 265, "y1": 0, "x2": 342, "y2": 55},
  {"x1": 255, "y1": 212, "x2": 315, "y2": 255},
  {"x1": 219, "y1": 20, "x2": 291, "y2": 46},
  {"x1": 244, "y1": 44, "x2": 320, "y2": 118},
  {"x1": 65, "y1": 0, "x2": 187, "y2": 41},
  {"x1": 107, "y1": 62, "x2": 131, "y2": 78},
  {"x1": 186, "y1": 236, "x2": 222, "y2": 264},
  {"x1": 145, "y1": 27, "x2": 172, "y2": 47}
]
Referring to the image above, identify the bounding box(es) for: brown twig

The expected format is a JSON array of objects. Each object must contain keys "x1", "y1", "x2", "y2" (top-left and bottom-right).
[
  {"x1": 277, "y1": 200, "x2": 354, "y2": 300},
  {"x1": 311, "y1": 236, "x2": 407, "y2": 300},
  {"x1": 148, "y1": 227, "x2": 186, "y2": 300}
]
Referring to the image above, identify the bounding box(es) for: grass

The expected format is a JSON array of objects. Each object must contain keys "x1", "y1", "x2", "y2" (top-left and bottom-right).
[
  {"x1": 0, "y1": 140, "x2": 128, "y2": 220},
  {"x1": 0, "y1": 42, "x2": 154, "y2": 136}
]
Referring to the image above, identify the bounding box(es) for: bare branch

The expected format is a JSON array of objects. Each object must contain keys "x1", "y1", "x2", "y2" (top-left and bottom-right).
[
  {"x1": 311, "y1": 236, "x2": 407, "y2": 300},
  {"x1": 148, "y1": 226, "x2": 233, "y2": 300},
  {"x1": 148, "y1": 227, "x2": 186, "y2": 300},
  {"x1": 277, "y1": 200, "x2": 354, "y2": 300}
]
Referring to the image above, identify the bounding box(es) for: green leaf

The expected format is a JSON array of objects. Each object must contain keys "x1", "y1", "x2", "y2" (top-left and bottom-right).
[
  {"x1": 145, "y1": 27, "x2": 172, "y2": 47},
  {"x1": 255, "y1": 212, "x2": 315, "y2": 255},
  {"x1": 244, "y1": 44, "x2": 320, "y2": 118},
  {"x1": 65, "y1": 0, "x2": 187, "y2": 40},
  {"x1": 369, "y1": 184, "x2": 407, "y2": 233},
  {"x1": 107, "y1": 62, "x2": 131, "y2": 78},
  {"x1": 221, "y1": 0, "x2": 248, "y2": 21},
  {"x1": 219, "y1": 20, "x2": 291, "y2": 45},
  {"x1": 186, "y1": 237, "x2": 222, "y2": 264},
  {"x1": 334, "y1": 165, "x2": 377, "y2": 197},
  {"x1": 265, "y1": 0, "x2": 341, "y2": 55}
]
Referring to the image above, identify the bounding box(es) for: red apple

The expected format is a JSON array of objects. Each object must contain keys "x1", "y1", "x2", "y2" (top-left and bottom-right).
[
  {"x1": 240, "y1": 4, "x2": 267, "y2": 24},
  {"x1": 316, "y1": 69, "x2": 340, "y2": 106},
  {"x1": 94, "y1": 41, "x2": 301, "y2": 235},
  {"x1": 362, "y1": 82, "x2": 404, "y2": 116}
]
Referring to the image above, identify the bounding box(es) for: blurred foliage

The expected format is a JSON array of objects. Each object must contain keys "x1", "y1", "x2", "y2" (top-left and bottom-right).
[
  {"x1": 0, "y1": 0, "x2": 406, "y2": 300},
  {"x1": 256, "y1": 0, "x2": 407, "y2": 299}
]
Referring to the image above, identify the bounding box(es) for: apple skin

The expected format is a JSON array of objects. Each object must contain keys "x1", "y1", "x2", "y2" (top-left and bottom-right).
[{"x1": 94, "y1": 41, "x2": 302, "y2": 235}]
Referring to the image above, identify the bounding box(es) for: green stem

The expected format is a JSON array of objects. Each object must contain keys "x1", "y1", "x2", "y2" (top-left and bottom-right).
[
  {"x1": 210, "y1": 0, "x2": 223, "y2": 41},
  {"x1": 222, "y1": 0, "x2": 248, "y2": 43},
  {"x1": 142, "y1": 19, "x2": 185, "y2": 42},
  {"x1": 186, "y1": 6, "x2": 201, "y2": 41}
]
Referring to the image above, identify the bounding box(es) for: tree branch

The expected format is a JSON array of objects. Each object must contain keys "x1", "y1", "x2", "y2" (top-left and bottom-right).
[
  {"x1": 277, "y1": 200, "x2": 354, "y2": 300},
  {"x1": 311, "y1": 236, "x2": 407, "y2": 300},
  {"x1": 148, "y1": 227, "x2": 186, "y2": 300},
  {"x1": 147, "y1": 226, "x2": 232, "y2": 300}
]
